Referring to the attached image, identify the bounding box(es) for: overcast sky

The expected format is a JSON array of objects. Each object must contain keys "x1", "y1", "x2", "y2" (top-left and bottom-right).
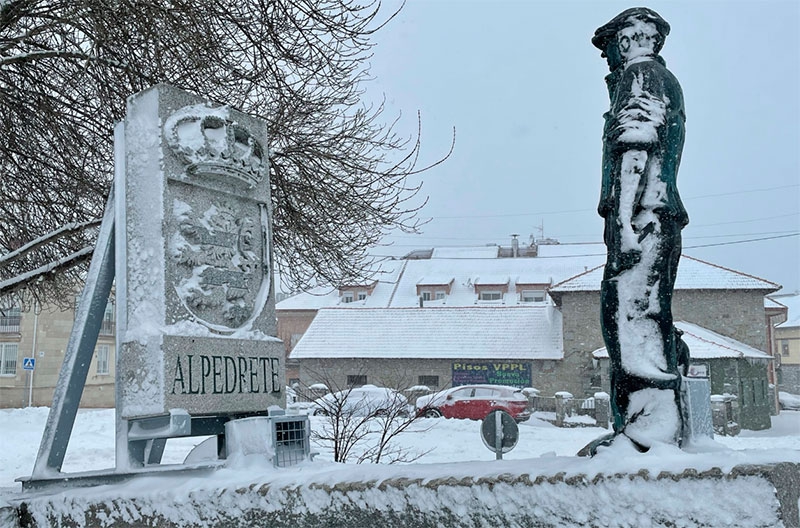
[{"x1": 364, "y1": 0, "x2": 800, "y2": 293}]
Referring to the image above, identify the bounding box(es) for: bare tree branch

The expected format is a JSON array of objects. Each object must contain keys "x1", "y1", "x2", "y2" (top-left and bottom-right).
[
  {"x1": 0, "y1": 220, "x2": 100, "y2": 266},
  {"x1": 299, "y1": 367, "x2": 434, "y2": 464},
  {"x1": 0, "y1": 246, "x2": 94, "y2": 299},
  {"x1": 0, "y1": 0, "x2": 452, "y2": 308}
]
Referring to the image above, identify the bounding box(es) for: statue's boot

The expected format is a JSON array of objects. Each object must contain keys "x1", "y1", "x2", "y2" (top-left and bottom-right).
[{"x1": 577, "y1": 431, "x2": 617, "y2": 457}]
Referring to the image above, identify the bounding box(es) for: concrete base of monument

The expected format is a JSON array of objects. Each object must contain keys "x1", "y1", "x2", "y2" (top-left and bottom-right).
[
  {"x1": 4, "y1": 451, "x2": 799, "y2": 528},
  {"x1": 14, "y1": 462, "x2": 223, "y2": 493}
]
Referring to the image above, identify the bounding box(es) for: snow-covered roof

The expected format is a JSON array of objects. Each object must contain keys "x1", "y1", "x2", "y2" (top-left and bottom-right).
[
  {"x1": 764, "y1": 297, "x2": 786, "y2": 310},
  {"x1": 592, "y1": 321, "x2": 771, "y2": 360},
  {"x1": 516, "y1": 275, "x2": 551, "y2": 285},
  {"x1": 275, "y1": 287, "x2": 341, "y2": 310},
  {"x1": 416, "y1": 275, "x2": 454, "y2": 286},
  {"x1": 474, "y1": 274, "x2": 510, "y2": 286},
  {"x1": 536, "y1": 243, "x2": 606, "y2": 258},
  {"x1": 770, "y1": 292, "x2": 800, "y2": 328},
  {"x1": 277, "y1": 253, "x2": 605, "y2": 310},
  {"x1": 276, "y1": 264, "x2": 404, "y2": 310},
  {"x1": 289, "y1": 306, "x2": 564, "y2": 360},
  {"x1": 431, "y1": 246, "x2": 499, "y2": 259},
  {"x1": 277, "y1": 251, "x2": 779, "y2": 312},
  {"x1": 551, "y1": 255, "x2": 780, "y2": 293}
]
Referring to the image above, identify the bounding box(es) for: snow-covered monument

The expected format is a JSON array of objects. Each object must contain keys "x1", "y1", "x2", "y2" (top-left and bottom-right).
[
  {"x1": 588, "y1": 7, "x2": 693, "y2": 454},
  {"x1": 21, "y1": 85, "x2": 290, "y2": 490}
]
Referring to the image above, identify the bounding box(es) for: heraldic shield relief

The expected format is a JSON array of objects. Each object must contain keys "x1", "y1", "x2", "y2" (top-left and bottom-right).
[{"x1": 164, "y1": 104, "x2": 271, "y2": 331}]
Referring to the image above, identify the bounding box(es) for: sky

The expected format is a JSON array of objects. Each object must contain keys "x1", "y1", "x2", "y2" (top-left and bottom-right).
[{"x1": 364, "y1": 0, "x2": 800, "y2": 293}]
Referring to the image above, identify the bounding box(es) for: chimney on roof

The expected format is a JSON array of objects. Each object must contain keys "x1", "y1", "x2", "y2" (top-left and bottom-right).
[{"x1": 511, "y1": 234, "x2": 519, "y2": 258}]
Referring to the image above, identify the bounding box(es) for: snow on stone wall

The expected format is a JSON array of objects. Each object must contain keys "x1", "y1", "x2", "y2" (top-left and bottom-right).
[{"x1": 7, "y1": 462, "x2": 798, "y2": 528}]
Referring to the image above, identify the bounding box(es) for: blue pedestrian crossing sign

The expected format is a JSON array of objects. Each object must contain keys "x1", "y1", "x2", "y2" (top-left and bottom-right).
[{"x1": 22, "y1": 357, "x2": 35, "y2": 371}]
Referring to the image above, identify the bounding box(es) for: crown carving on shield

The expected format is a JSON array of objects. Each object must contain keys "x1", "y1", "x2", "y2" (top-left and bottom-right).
[{"x1": 164, "y1": 105, "x2": 266, "y2": 188}]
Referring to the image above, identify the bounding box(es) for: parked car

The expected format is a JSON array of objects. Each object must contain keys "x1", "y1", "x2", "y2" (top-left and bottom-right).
[
  {"x1": 311, "y1": 385, "x2": 411, "y2": 417},
  {"x1": 778, "y1": 391, "x2": 800, "y2": 411},
  {"x1": 415, "y1": 384, "x2": 531, "y2": 422}
]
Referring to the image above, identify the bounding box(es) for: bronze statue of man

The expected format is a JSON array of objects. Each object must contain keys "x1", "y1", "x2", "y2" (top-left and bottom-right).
[{"x1": 588, "y1": 7, "x2": 690, "y2": 453}]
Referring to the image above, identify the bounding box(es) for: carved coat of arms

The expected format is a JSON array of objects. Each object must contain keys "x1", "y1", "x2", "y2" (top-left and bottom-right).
[{"x1": 164, "y1": 104, "x2": 270, "y2": 330}]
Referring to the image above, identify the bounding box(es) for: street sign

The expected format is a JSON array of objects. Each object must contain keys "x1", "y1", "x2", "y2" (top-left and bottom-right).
[
  {"x1": 22, "y1": 357, "x2": 36, "y2": 371},
  {"x1": 480, "y1": 410, "x2": 519, "y2": 459}
]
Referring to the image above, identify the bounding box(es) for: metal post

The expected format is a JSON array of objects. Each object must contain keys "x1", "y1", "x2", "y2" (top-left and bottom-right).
[
  {"x1": 28, "y1": 309, "x2": 38, "y2": 407},
  {"x1": 31, "y1": 190, "x2": 116, "y2": 477},
  {"x1": 495, "y1": 410, "x2": 502, "y2": 460},
  {"x1": 27, "y1": 370, "x2": 33, "y2": 408}
]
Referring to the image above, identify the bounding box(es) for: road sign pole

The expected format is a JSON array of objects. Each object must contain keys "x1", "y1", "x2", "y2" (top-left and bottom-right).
[
  {"x1": 28, "y1": 369, "x2": 33, "y2": 407},
  {"x1": 495, "y1": 410, "x2": 502, "y2": 460},
  {"x1": 481, "y1": 409, "x2": 518, "y2": 460}
]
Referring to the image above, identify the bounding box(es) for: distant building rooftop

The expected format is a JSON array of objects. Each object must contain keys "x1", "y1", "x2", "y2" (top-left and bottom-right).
[
  {"x1": 289, "y1": 306, "x2": 564, "y2": 361},
  {"x1": 277, "y1": 246, "x2": 780, "y2": 311},
  {"x1": 592, "y1": 321, "x2": 772, "y2": 360}
]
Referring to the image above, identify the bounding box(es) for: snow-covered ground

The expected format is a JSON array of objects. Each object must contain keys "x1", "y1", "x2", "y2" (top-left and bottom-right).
[
  {"x1": 1, "y1": 408, "x2": 798, "y2": 526},
  {"x1": 2, "y1": 406, "x2": 799, "y2": 496}
]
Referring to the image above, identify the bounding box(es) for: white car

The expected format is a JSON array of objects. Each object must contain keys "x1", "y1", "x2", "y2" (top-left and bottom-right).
[
  {"x1": 778, "y1": 391, "x2": 800, "y2": 411},
  {"x1": 311, "y1": 385, "x2": 411, "y2": 417}
]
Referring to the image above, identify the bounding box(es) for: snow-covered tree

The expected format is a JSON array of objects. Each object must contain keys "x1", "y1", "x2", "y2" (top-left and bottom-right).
[{"x1": 0, "y1": 0, "x2": 450, "y2": 309}]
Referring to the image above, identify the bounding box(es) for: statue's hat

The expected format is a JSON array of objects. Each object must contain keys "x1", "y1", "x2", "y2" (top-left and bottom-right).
[{"x1": 592, "y1": 7, "x2": 670, "y2": 52}]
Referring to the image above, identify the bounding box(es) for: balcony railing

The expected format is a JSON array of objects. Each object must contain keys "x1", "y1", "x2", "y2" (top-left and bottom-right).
[
  {"x1": 0, "y1": 316, "x2": 21, "y2": 333},
  {"x1": 99, "y1": 319, "x2": 116, "y2": 336}
]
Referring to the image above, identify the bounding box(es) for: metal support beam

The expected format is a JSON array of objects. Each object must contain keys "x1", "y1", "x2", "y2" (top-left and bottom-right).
[{"x1": 31, "y1": 191, "x2": 116, "y2": 476}]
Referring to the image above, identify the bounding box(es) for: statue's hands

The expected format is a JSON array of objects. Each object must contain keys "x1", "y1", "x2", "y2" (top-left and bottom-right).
[
  {"x1": 608, "y1": 247, "x2": 642, "y2": 274},
  {"x1": 619, "y1": 91, "x2": 666, "y2": 123},
  {"x1": 611, "y1": 88, "x2": 667, "y2": 145}
]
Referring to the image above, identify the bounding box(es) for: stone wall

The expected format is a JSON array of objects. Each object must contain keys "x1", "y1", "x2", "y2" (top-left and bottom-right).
[
  {"x1": 780, "y1": 365, "x2": 800, "y2": 394},
  {"x1": 6, "y1": 462, "x2": 799, "y2": 528},
  {"x1": 557, "y1": 289, "x2": 771, "y2": 399},
  {"x1": 673, "y1": 290, "x2": 770, "y2": 352},
  {"x1": 560, "y1": 289, "x2": 770, "y2": 357},
  {"x1": 557, "y1": 291, "x2": 605, "y2": 397},
  {"x1": 776, "y1": 325, "x2": 800, "y2": 394},
  {"x1": 733, "y1": 358, "x2": 772, "y2": 430},
  {"x1": 0, "y1": 383, "x2": 115, "y2": 409},
  {"x1": 0, "y1": 307, "x2": 117, "y2": 409},
  {"x1": 276, "y1": 309, "x2": 317, "y2": 383}
]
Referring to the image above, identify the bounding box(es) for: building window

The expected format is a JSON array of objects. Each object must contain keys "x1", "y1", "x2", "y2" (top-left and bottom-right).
[
  {"x1": 96, "y1": 345, "x2": 110, "y2": 375},
  {"x1": 0, "y1": 307, "x2": 21, "y2": 333},
  {"x1": 782, "y1": 342, "x2": 790, "y2": 357},
  {"x1": 0, "y1": 343, "x2": 18, "y2": 376},
  {"x1": 347, "y1": 375, "x2": 367, "y2": 387},
  {"x1": 520, "y1": 290, "x2": 546, "y2": 303},
  {"x1": 479, "y1": 291, "x2": 502, "y2": 301},
  {"x1": 421, "y1": 291, "x2": 445, "y2": 302},
  {"x1": 99, "y1": 302, "x2": 115, "y2": 335},
  {"x1": 418, "y1": 375, "x2": 439, "y2": 389},
  {"x1": 357, "y1": 292, "x2": 367, "y2": 301},
  {"x1": 341, "y1": 293, "x2": 354, "y2": 303}
]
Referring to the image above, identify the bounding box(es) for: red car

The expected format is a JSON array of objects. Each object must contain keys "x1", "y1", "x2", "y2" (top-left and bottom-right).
[{"x1": 415, "y1": 384, "x2": 531, "y2": 422}]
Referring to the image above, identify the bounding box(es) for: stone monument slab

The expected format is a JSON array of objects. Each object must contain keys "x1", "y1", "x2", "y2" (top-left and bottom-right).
[
  {"x1": 680, "y1": 376, "x2": 714, "y2": 443},
  {"x1": 115, "y1": 85, "x2": 283, "y2": 419}
]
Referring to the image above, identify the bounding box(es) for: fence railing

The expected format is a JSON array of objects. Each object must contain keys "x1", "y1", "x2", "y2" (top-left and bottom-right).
[{"x1": 0, "y1": 316, "x2": 21, "y2": 333}]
